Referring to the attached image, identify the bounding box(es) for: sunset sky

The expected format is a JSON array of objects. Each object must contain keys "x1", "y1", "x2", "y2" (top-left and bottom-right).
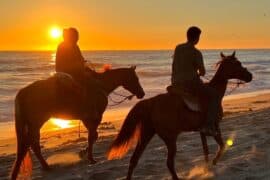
[{"x1": 1, "y1": 0, "x2": 270, "y2": 50}]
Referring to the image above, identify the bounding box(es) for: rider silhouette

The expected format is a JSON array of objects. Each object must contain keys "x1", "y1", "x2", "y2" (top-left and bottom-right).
[
  {"x1": 171, "y1": 26, "x2": 219, "y2": 136},
  {"x1": 55, "y1": 28, "x2": 102, "y2": 88},
  {"x1": 56, "y1": 28, "x2": 86, "y2": 82}
]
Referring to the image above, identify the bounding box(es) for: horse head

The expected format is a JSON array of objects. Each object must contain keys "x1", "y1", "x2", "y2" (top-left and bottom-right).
[
  {"x1": 122, "y1": 66, "x2": 145, "y2": 99},
  {"x1": 217, "y1": 51, "x2": 252, "y2": 83}
]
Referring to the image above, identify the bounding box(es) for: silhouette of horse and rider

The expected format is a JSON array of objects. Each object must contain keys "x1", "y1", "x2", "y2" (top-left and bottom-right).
[{"x1": 11, "y1": 27, "x2": 252, "y2": 180}]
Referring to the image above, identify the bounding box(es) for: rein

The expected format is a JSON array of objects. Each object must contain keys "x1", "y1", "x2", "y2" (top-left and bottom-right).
[
  {"x1": 226, "y1": 80, "x2": 245, "y2": 95},
  {"x1": 201, "y1": 76, "x2": 245, "y2": 95},
  {"x1": 108, "y1": 91, "x2": 134, "y2": 107}
]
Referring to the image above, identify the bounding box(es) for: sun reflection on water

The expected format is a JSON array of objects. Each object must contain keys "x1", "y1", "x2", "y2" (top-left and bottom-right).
[
  {"x1": 49, "y1": 118, "x2": 76, "y2": 130},
  {"x1": 49, "y1": 52, "x2": 56, "y2": 66},
  {"x1": 51, "y1": 53, "x2": 56, "y2": 61}
]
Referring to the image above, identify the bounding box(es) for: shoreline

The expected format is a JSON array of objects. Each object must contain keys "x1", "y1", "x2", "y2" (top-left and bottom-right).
[
  {"x1": 1, "y1": 89, "x2": 270, "y2": 142},
  {"x1": 0, "y1": 89, "x2": 270, "y2": 156}
]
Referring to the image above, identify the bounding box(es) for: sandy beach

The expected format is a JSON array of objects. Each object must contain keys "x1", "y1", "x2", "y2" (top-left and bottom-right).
[{"x1": 0, "y1": 92, "x2": 270, "y2": 180}]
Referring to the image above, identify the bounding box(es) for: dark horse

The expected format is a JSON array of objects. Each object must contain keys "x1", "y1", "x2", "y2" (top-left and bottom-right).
[
  {"x1": 11, "y1": 66, "x2": 145, "y2": 180},
  {"x1": 107, "y1": 52, "x2": 252, "y2": 180}
]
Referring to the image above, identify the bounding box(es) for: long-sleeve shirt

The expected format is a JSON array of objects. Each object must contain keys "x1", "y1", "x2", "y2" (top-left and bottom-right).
[
  {"x1": 55, "y1": 42, "x2": 85, "y2": 81},
  {"x1": 171, "y1": 42, "x2": 205, "y2": 85}
]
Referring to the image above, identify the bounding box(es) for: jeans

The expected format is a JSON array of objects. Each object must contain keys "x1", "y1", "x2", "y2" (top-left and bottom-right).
[{"x1": 174, "y1": 79, "x2": 220, "y2": 128}]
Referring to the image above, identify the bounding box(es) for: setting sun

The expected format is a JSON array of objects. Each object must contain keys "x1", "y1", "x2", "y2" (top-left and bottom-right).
[{"x1": 49, "y1": 27, "x2": 62, "y2": 39}]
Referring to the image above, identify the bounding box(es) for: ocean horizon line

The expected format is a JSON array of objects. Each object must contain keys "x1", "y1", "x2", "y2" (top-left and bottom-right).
[{"x1": 0, "y1": 48, "x2": 270, "y2": 52}]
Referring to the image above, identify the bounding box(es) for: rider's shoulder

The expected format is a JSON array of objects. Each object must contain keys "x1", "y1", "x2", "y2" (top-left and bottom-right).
[
  {"x1": 193, "y1": 47, "x2": 202, "y2": 56},
  {"x1": 176, "y1": 43, "x2": 187, "y2": 48},
  {"x1": 57, "y1": 42, "x2": 68, "y2": 50},
  {"x1": 175, "y1": 43, "x2": 189, "y2": 51}
]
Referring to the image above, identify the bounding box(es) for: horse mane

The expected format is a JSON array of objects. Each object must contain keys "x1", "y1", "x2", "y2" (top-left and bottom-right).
[
  {"x1": 214, "y1": 55, "x2": 236, "y2": 69},
  {"x1": 215, "y1": 60, "x2": 223, "y2": 69},
  {"x1": 93, "y1": 67, "x2": 132, "y2": 83}
]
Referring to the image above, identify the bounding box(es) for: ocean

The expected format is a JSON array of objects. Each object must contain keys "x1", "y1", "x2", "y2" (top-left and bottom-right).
[{"x1": 0, "y1": 49, "x2": 270, "y2": 139}]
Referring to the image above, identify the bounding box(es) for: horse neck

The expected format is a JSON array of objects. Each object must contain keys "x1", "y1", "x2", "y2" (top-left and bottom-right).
[
  {"x1": 208, "y1": 70, "x2": 228, "y2": 99},
  {"x1": 99, "y1": 69, "x2": 125, "y2": 94}
]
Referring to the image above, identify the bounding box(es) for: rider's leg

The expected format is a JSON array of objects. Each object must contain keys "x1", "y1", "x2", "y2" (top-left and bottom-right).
[{"x1": 198, "y1": 83, "x2": 220, "y2": 136}]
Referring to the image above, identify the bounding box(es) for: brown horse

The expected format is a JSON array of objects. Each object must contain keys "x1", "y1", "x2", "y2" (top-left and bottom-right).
[
  {"x1": 11, "y1": 66, "x2": 145, "y2": 180},
  {"x1": 107, "y1": 52, "x2": 253, "y2": 180}
]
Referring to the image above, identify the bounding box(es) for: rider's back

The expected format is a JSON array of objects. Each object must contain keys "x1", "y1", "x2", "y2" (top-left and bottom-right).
[
  {"x1": 171, "y1": 42, "x2": 203, "y2": 85},
  {"x1": 55, "y1": 42, "x2": 85, "y2": 81}
]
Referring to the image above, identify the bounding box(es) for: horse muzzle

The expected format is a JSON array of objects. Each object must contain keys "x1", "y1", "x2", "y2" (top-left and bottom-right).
[
  {"x1": 136, "y1": 91, "x2": 145, "y2": 99},
  {"x1": 243, "y1": 70, "x2": 253, "y2": 83}
]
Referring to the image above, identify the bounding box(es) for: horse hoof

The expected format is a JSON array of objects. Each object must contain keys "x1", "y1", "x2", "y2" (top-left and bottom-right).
[
  {"x1": 89, "y1": 159, "x2": 97, "y2": 164},
  {"x1": 172, "y1": 175, "x2": 180, "y2": 180},
  {"x1": 42, "y1": 166, "x2": 51, "y2": 171}
]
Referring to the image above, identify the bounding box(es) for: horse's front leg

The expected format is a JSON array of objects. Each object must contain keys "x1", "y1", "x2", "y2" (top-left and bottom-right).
[
  {"x1": 87, "y1": 124, "x2": 98, "y2": 164},
  {"x1": 200, "y1": 132, "x2": 209, "y2": 163},
  {"x1": 213, "y1": 127, "x2": 225, "y2": 165},
  {"x1": 82, "y1": 118, "x2": 99, "y2": 164}
]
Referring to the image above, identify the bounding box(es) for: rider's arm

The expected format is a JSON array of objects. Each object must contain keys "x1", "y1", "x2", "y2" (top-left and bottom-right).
[
  {"x1": 75, "y1": 45, "x2": 85, "y2": 63},
  {"x1": 55, "y1": 44, "x2": 64, "y2": 72},
  {"x1": 196, "y1": 51, "x2": 206, "y2": 76}
]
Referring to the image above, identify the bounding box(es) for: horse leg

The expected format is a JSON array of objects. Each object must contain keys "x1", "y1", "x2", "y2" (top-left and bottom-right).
[
  {"x1": 162, "y1": 136, "x2": 179, "y2": 180},
  {"x1": 88, "y1": 130, "x2": 98, "y2": 164},
  {"x1": 213, "y1": 131, "x2": 225, "y2": 165},
  {"x1": 30, "y1": 129, "x2": 50, "y2": 170},
  {"x1": 87, "y1": 122, "x2": 99, "y2": 164},
  {"x1": 11, "y1": 139, "x2": 29, "y2": 180},
  {"x1": 200, "y1": 132, "x2": 209, "y2": 162},
  {"x1": 126, "y1": 129, "x2": 154, "y2": 180}
]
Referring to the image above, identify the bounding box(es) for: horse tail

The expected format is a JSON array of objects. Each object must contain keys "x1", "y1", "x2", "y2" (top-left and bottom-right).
[
  {"x1": 107, "y1": 101, "x2": 147, "y2": 160},
  {"x1": 11, "y1": 92, "x2": 32, "y2": 180}
]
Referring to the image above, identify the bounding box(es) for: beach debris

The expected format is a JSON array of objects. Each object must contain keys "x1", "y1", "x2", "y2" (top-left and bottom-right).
[{"x1": 98, "y1": 122, "x2": 116, "y2": 130}]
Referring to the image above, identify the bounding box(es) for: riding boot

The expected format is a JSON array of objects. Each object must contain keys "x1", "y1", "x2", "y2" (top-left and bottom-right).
[{"x1": 200, "y1": 96, "x2": 219, "y2": 136}]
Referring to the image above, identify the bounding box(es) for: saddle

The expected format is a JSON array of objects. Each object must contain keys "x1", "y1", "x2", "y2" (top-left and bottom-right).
[
  {"x1": 53, "y1": 72, "x2": 107, "y2": 103},
  {"x1": 167, "y1": 85, "x2": 202, "y2": 112},
  {"x1": 54, "y1": 72, "x2": 84, "y2": 95}
]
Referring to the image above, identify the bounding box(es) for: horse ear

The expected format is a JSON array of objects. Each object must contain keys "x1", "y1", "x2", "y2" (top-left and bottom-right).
[
  {"x1": 232, "y1": 51, "x2": 236, "y2": 58},
  {"x1": 131, "y1": 65, "x2": 136, "y2": 70},
  {"x1": 220, "y1": 52, "x2": 225, "y2": 58}
]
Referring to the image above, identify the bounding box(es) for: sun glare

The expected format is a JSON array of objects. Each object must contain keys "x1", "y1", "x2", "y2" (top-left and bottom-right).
[
  {"x1": 50, "y1": 27, "x2": 62, "y2": 39},
  {"x1": 51, "y1": 118, "x2": 73, "y2": 129},
  {"x1": 226, "y1": 139, "x2": 234, "y2": 146}
]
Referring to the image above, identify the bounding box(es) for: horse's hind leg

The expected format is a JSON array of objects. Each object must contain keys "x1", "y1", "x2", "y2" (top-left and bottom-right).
[
  {"x1": 162, "y1": 136, "x2": 179, "y2": 180},
  {"x1": 11, "y1": 139, "x2": 28, "y2": 180},
  {"x1": 213, "y1": 130, "x2": 225, "y2": 165},
  {"x1": 30, "y1": 129, "x2": 50, "y2": 170},
  {"x1": 200, "y1": 132, "x2": 209, "y2": 162},
  {"x1": 127, "y1": 128, "x2": 154, "y2": 180}
]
